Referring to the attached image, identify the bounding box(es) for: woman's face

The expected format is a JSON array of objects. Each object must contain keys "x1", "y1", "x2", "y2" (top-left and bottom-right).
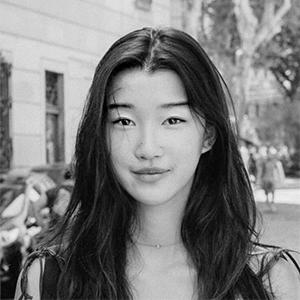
[{"x1": 107, "y1": 68, "x2": 207, "y2": 208}]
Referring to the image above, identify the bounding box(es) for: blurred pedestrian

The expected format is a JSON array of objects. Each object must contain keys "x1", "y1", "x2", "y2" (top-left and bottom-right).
[
  {"x1": 248, "y1": 150, "x2": 257, "y2": 184},
  {"x1": 257, "y1": 147, "x2": 282, "y2": 212}
]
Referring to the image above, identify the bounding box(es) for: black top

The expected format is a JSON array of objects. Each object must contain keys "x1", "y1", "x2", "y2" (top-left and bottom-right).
[
  {"x1": 18, "y1": 244, "x2": 300, "y2": 300},
  {"x1": 41, "y1": 255, "x2": 62, "y2": 300}
]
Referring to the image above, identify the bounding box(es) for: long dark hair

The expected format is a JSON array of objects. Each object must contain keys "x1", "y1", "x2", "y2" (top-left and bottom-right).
[{"x1": 48, "y1": 27, "x2": 272, "y2": 299}]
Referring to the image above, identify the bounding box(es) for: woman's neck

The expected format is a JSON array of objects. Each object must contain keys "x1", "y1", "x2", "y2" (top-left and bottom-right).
[
  {"x1": 135, "y1": 201, "x2": 185, "y2": 247},
  {"x1": 128, "y1": 202, "x2": 196, "y2": 300}
]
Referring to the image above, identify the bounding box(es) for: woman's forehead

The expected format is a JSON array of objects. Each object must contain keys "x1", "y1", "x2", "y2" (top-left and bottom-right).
[{"x1": 107, "y1": 68, "x2": 188, "y2": 107}]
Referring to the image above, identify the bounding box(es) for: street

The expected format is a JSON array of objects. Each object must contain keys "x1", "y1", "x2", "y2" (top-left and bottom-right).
[{"x1": 254, "y1": 177, "x2": 300, "y2": 252}]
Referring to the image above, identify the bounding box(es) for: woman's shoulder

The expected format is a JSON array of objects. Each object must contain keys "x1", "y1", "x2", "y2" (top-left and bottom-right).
[
  {"x1": 250, "y1": 243, "x2": 300, "y2": 299},
  {"x1": 250, "y1": 243, "x2": 300, "y2": 267},
  {"x1": 15, "y1": 246, "x2": 64, "y2": 300}
]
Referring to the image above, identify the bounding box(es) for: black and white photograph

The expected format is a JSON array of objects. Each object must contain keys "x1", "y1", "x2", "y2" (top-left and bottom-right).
[{"x1": 0, "y1": 1, "x2": 300, "y2": 299}]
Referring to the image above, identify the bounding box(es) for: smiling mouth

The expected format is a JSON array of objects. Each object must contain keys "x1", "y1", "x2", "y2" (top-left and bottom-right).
[
  {"x1": 132, "y1": 168, "x2": 170, "y2": 183},
  {"x1": 133, "y1": 168, "x2": 169, "y2": 175}
]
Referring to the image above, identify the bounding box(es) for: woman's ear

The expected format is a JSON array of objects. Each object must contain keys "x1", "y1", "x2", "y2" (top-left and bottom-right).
[{"x1": 201, "y1": 126, "x2": 216, "y2": 154}]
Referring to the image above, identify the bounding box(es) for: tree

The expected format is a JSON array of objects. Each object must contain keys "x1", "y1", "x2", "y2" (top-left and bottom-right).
[
  {"x1": 253, "y1": 0, "x2": 300, "y2": 164},
  {"x1": 255, "y1": 101, "x2": 300, "y2": 174},
  {"x1": 256, "y1": 0, "x2": 300, "y2": 101},
  {"x1": 198, "y1": 0, "x2": 291, "y2": 121},
  {"x1": 182, "y1": 0, "x2": 203, "y2": 39}
]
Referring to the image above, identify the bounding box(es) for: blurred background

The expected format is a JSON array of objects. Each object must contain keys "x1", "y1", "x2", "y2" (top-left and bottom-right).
[{"x1": 0, "y1": 0, "x2": 299, "y2": 298}]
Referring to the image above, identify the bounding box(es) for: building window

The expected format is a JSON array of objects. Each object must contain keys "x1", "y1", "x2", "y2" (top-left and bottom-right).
[
  {"x1": 45, "y1": 71, "x2": 64, "y2": 164},
  {"x1": 135, "y1": 0, "x2": 152, "y2": 11},
  {"x1": 0, "y1": 55, "x2": 12, "y2": 173}
]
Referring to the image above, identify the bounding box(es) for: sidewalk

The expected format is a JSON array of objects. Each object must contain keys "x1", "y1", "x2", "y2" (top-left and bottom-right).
[
  {"x1": 256, "y1": 202, "x2": 300, "y2": 251},
  {"x1": 253, "y1": 177, "x2": 300, "y2": 205},
  {"x1": 254, "y1": 177, "x2": 300, "y2": 251}
]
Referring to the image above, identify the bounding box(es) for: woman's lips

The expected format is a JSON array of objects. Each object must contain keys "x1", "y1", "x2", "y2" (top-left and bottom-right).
[
  {"x1": 133, "y1": 167, "x2": 169, "y2": 174},
  {"x1": 132, "y1": 168, "x2": 170, "y2": 183}
]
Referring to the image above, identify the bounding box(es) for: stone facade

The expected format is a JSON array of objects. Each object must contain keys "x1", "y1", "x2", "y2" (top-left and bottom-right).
[{"x1": 0, "y1": 0, "x2": 181, "y2": 169}]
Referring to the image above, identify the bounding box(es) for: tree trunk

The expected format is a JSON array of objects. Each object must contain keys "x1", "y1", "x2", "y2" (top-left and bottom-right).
[
  {"x1": 233, "y1": 0, "x2": 291, "y2": 122},
  {"x1": 182, "y1": 0, "x2": 203, "y2": 39}
]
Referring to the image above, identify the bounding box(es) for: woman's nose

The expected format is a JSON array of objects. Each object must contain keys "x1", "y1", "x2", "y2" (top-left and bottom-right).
[{"x1": 134, "y1": 127, "x2": 163, "y2": 160}]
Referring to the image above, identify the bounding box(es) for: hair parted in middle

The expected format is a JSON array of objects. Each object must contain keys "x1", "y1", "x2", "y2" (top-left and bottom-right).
[{"x1": 48, "y1": 27, "x2": 271, "y2": 299}]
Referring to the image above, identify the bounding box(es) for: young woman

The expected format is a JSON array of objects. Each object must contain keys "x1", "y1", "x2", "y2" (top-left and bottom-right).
[{"x1": 15, "y1": 27, "x2": 300, "y2": 300}]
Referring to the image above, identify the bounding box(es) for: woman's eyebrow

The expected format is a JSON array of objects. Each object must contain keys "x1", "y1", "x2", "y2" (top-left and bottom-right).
[
  {"x1": 108, "y1": 103, "x2": 134, "y2": 110},
  {"x1": 160, "y1": 101, "x2": 189, "y2": 109},
  {"x1": 107, "y1": 101, "x2": 188, "y2": 110}
]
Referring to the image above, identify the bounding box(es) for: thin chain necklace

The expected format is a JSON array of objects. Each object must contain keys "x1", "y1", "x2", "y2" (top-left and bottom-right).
[{"x1": 134, "y1": 240, "x2": 182, "y2": 249}]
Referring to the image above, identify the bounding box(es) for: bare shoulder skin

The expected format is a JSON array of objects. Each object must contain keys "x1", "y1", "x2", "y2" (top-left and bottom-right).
[
  {"x1": 14, "y1": 258, "x2": 45, "y2": 300},
  {"x1": 249, "y1": 246, "x2": 300, "y2": 299},
  {"x1": 269, "y1": 254, "x2": 300, "y2": 300}
]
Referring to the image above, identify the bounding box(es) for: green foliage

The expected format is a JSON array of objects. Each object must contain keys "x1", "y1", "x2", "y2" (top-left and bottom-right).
[
  {"x1": 199, "y1": 0, "x2": 282, "y2": 62},
  {"x1": 199, "y1": 0, "x2": 241, "y2": 107},
  {"x1": 199, "y1": 0, "x2": 239, "y2": 62},
  {"x1": 255, "y1": 0, "x2": 300, "y2": 101},
  {"x1": 249, "y1": 0, "x2": 285, "y2": 22},
  {"x1": 256, "y1": 104, "x2": 284, "y2": 145},
  {"x1": 256, "y1": 102, "x2": 300, "y2": 149}
]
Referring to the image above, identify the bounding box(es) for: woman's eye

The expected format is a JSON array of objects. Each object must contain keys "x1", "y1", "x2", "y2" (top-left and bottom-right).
[
  {"x1": 112, "y1": 118, "x2": 134, "y2": 126},
  {"x1": 163, "y1": 118, "x2": 185, "y2": 125}
]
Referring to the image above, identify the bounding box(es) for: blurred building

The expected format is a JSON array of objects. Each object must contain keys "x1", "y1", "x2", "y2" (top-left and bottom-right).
[{"x1": 0, "y1": 0, "x2": 183, "y2": 172}]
